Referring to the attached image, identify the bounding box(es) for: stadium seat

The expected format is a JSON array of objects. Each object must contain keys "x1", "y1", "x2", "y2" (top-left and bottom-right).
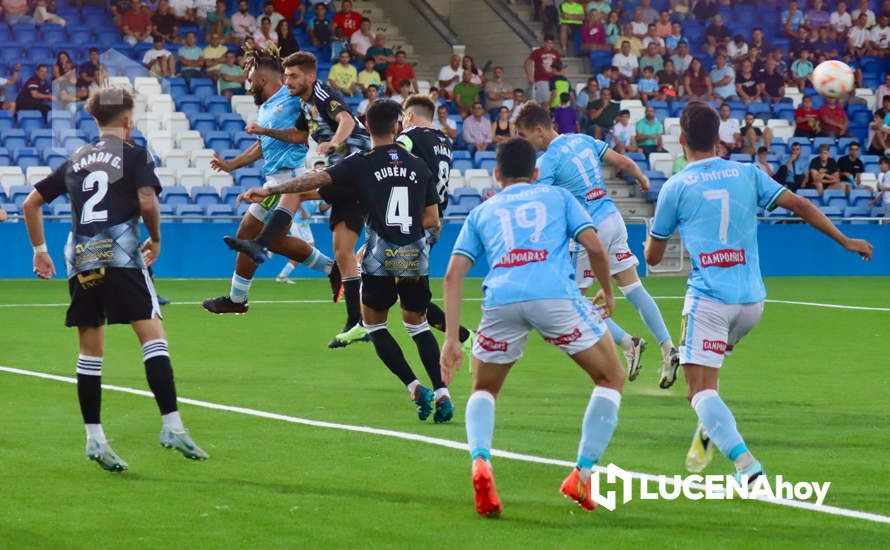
[
  {"x1": 47, "y1": 111, "x2": 75, "y2": 131},
  {"x1": 218, "y1": 114, "x2": 246, "y2": 134},
  {"x1": 25, "y1": 166, "x2": 51, "y2": 186},
  {"x1": 190, "y1": 79, "x2": 216, "y2": 98},
  {"x1": 14, "y1": 148, "x2": 40, "y2": 170},
  {"x1": 154, "y1": 167, "x2": 177, "y2": 186},
  {"x1": 52, "y1": 203, "x2": 72, "y2": 216},
  {"x1": 176, "y1": 167, "x2": 205, "y2": 188},
  {"x1": 164, "y1": 151, "x2": 191, "y2": 170},
  {"x1": 165, "y1": 112, "x2": 191, "y2": 134},
  {"x1": 29, "y1": 129, "x2": 54, "y2": 151},
  {"x1": 175, "y1": 204, "x2": 205, "y2": 222},
  {"x1": 206, "y1": 204, "x2": 235, "y2": 221},
  {"x1": 0, "y1": 111, "x2": 14, "y2": 132},
  {"x1": 204, "y1": 131, "x2": 232, "y2": 153},
  {"x1": 161, "y1": 185, "x2": 190, "y2": 206},
  {"x1": 819, "y1": 205, "x2": 844, "y2": 218},
  {"x1": 849, "y1": 189, "x2": 873, "y2": 207},
  {"x1": 205, "y1": 96, "x2": 232, "y2": 115},
  {"x1": 177, "y1": 130, "x2": 205, "y2": 152},
  {"x1": 453, "y1": 159, "x2": 473, "y2": 174},
  {"x1": 178, "y1": 95, "x2": 202, "y2": 115},
  {"x1": 822, "y1": 189, "x2": 846, "y2": 208},
  {"x1": 220, "y1": 186, "x2": 241, "y2": 206},
  {"x1": 797, "y1": 189, "x2": 821, "y2": 205},
  {"x1": 2, "y1": 129, "x2": 27, "y2": 150},
  {"x1": 234, "y1": 168, "x2": 263, "y2": 188},
  {"x1": 191, "y1": 185, "x2": 221, "y2": 207},
  {"x1": 190, "y1": 149, "x2": 215, "y2": 170},
  {"x1": 207, "y1": 172, "x2": 234, "y2": 190},
  {"x1": 190, "y1": 113, "x2": 218, "y2": 134},
  {"x1": 473, "y1": 151, "x2": 496, "y2": 168},
  {"x1": 9, "y1": 184, "x2": 33, "y2": 207},
  {"x1": 232, "y1": 132, "x2": 254, "y2": 150},
  {"x1": 0, "y1": 166, "x2": 27, "y2": 195}
]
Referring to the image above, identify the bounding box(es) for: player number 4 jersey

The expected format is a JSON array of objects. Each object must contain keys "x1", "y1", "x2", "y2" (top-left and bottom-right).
[
  {"x1": 453, "y1": 183, "x2": 596, "y2": 308},
  {"x1": 535, "y1": 133, "x2": 618, "y2": 226},
  {"x1": 650, "y1": 157, "x2": 786, "y2": 305},
  {"x1": 320, "y1": 145, "x2": 438, "y2": 276}
]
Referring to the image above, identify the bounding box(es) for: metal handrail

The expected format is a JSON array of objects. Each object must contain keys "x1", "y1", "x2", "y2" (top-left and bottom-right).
[
  {"x1": 481, "y1": 0, "x2": 539, "y2": 49},
  {"x1": 405, "y1": 0, "x2": 461, "y2": 46}
]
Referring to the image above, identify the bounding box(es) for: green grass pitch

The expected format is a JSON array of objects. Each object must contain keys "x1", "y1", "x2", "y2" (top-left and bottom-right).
[{"x1": 1, "y1": 277, "x2": 888, "y2": 549}]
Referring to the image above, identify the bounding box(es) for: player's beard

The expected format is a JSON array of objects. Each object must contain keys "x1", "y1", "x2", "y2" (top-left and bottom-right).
[{"x1": 251, "y1": 83, "x2": 265, "y2": 106}]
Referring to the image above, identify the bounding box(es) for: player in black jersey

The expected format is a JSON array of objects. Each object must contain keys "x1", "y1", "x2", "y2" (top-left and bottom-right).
[
  {"x1": 238, "y1": 100, "x2": 454, "y2": 423},
  {"x1": 226, "y1": 51, "x2": 371, "y2": 348},
  {"x1": 22, "y1": 88, "x2": 208, "y2": 472}
]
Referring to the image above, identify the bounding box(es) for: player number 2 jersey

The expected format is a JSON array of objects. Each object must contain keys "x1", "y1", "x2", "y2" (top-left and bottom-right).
[
  {"x1": 453, "y1": 183, "x2": 596, "y2": 308},
  {"x1": 650, "y1": 157, "x2": 786, "y2": 304},
  {"x1": 395, "y1": 126, "x2": 452, "y2": 213},
  {"x1": 320, "y1": 145, "x2": 438, "y2": 276},
  {"x1": 535, "y1": 133, "x2": 618, "y2": 226},
  {"x1": 34, "y1": 136, "x2": 162, "y2": 278}
]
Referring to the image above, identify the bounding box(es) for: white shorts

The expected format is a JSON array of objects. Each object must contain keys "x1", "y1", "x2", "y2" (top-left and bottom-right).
[
  {"x1": 289, "y1": 221, "x2": 314, "y2": 244},
  {"x1": 595, "y1": 211, "x2": 639, "y2": 276},
  {"x1": 473, "y1": 298, "x2": 607, "y2": 364},
  {"x1": 570, "y1": 242, "x2": 596, "y2": 289},
  {"x1": 247, "y1": 168, "x2": 307, "y2": 222},
  {"x1": 680, "y1": 295, "x2": 764, "y2": 368}
]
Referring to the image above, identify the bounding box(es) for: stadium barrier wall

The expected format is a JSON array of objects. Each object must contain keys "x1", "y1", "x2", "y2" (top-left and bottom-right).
[{"x1": 1, "y1": 222, "x2": 888, "y2": 279}]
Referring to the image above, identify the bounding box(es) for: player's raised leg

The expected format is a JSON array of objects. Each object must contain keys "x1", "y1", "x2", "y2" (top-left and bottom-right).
[
  {"x1": 204, "y1": 212, "x2": 264, "y2": 314},
  {"x1": 131, "y1": 317, "x2": 209, "y2": 460},
  {"x1": 76, "y1": 325, "x2": 128, "y2": 472}
]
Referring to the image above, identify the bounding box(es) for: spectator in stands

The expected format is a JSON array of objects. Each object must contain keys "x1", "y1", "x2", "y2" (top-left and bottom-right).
[
  {"x1": 877, "y1": 75, "x2": 890, "y2": 108},
  {"x1": 819, "y1": 97, "x2": 850, "y2": 139},
  {"x1": 580, "y1": 9, "x2": 609, "y2": 53},
  {"x1": 867, "y1": 157, "x2": 890, "y2": 213},
  {"x1": 433, "y1": 104, "x2": 457, "y2": 139},
  {"x1": 206, "y1": 0, "x2": 233, "y2": 43},
  {"x1": 144, "y1": 37, "x2": 176, "y2": 77},
  {"x1": 717, "y1": 103, "x2": 743, "y2": 153},
  {"x1": 852, "y1": 0, "x2": 876, "y2": 27},
  {"x1": 332, "y1": 0, "x2": 362, "y2": 39},
  {"x1": 831, "y1": 1, "x2": 853, "y2": 36},
  {"x1": 358, "y1": 56, "x2": 381, "y2": 92},
  {"x1": 790, "y1": 48, "x2": 814, "y2": 92},
  {"x1": 741, "y1": 112, "x2": 773, "y2": 154},
  {"x1": 203, "y1": 32, "x2": 228, "y2": 78},
  {"x1": 870, "y1": 14, "x2": 890, "y2": 54},
  {"x1": 670, "y1": 0, "x2": 690, "y2": 20},
  {"x1": 0, "y1": 63, "x2": 19, "y2": 113},
  {"x1": 367, "y1": 33, "x2": 394, "y2": 81},
  {"x1": 635, "y1": 105, "x2": 663, "y2": 155},
  {"x1": 259, "y1": 1, "x2": 283, "y2": 29},
  {"x1": 794, "y1": 94, "x2": 820, "y2": 138},
  {"x1": 453, "y1": 69, "x2": 480, "y2": 117},
  {"x1": 670, "y1": 40, "x2": 691, "y2": 74},
  {"x1": 727, "y1": 34, "x2": 748, "y2": 63},
  {"x1": 604, "y1": 10, "x2": 620, "y2": 48},
  {"x1": 703, "y1": 14, "x2": 730, "y2": 56},
  {"x1": 882, "y1": 0, "x2": 890, "y2": 18},
  {"x1": 692, "y1": 0, "x2": 717, "y2": 23},
  {"x1": 638, "y1": 66, "x2": 658, "y2": 103},
  {"x1": 168, "y1": 0, "x2": 198, "y2": 27},
  {"x1": 152, "y1": 0, "x2": 180, "y2": 43},
  {"x1": 53, "y1": 51, "x2": 72, "y2": 80},
  {"x1": 178, "y1": 31, "x2": 205, "y2": 82},
  {"x1": 642, "y1": 23, "x2": 665, "y2": 55},
  {"x1": 78, "y1": 48, "x2": 101, "y2": 90},
  {"x1": 558, "y1": 0, "x2": 585, "y2": 53},
  {"x1": 868, "y1": 98, "x2": 890, "y2": 155},
  {"x1": 710, "y1": 53, "x2": 737, "y2": 101},
  {"x1": 629, "y1": 7, "x2": 647, "y2": 39},
  {"x1": 782, "y1": 0, "x2": 805, "y2": 39},
  {"x1": 437, "y1": 54, "x2": 462, "y2": 101},
  {"x1": 525, "y1": 35, "x2": 561, "y2": 104},
  {"x1": 492, "y1": 106, "x2": 513, "y2": 143},
  {"x1": 547, "y1": 60, "x2": 571, "y2": 109},
  {"x1": 612, "y1": 40, "x2": 638, "y2": 81},
  {"x1": 576, "y1": 77, "x2": 599, "y2": 124},
  {"x1": 586, "y1": 86, "x2": 620, "y2": 139},
  {"x1": 15, "y1": 65, "x2": 52, "y2": 118},
  {"x1": 808, "y1": 143, "x2": 843, "y2": 194},
  {"x1": 232, "y1": 1, "x2": 259, "y2": 42},
  {"x1": 735, "y1": 60, "x2": 761, "y2": 104},
  {"x1": 806, "y1": 0, "x2": 830, "y2": 30},
  {"x1": 756, "y1": 58, "x2": 785, "y2": 104},
  {"x1": 671, "y1": 151, "x2": 688, "y2": 174},
  {"x1": 665, "y1": 21, "x2": 684, "y2": 53},
  {"x1": 328, "y1": 50, "x2": 360, "y2": 97},
  {"x1": 848, "y1": 13, "x2": 871, "y2": 56},
  {"x1": 2, "y1": 0, "x2": 32, "y2": 24},
  {"x1": 595, "y1": 64, "x2": 612, "y2": 91},
  {"x1": 507, "y1": 88, "x2": 527, "y2": 123},
  {"x1": 350, "y1": 18, "x2": 374, "y2": 58},
  {"x1": 777, "y1": 142, "x2": 810, "y2": 191},
  {"x1": 618, "y1": 22, "x2": 644, "y2": 56},
  {"x1": 611, "y1": 109, "x2": 637, "y2": 153},
  {"x1": 462, "y1": 55, "x2": 484, "y2": 86},
  {"x1": 391, "y1": 79, "x2": 412, "y2": 103},
  {"x1": 253, "y1": 16, "x2": 277, "y2": 48},
  {"x1": 275, "y1": 20, "x2": 299, "y2": 57},
  {"x1": 812, "y1": 25, "x2": 840, "y2": 58},
  {"x1": 356, "y1": 83, "x2": 377, "y2": 119},
  {"x1": 656, "y1": 59, "x2": 680, "y2": 100},
  {"x1": 754, "y1": 146, "x2": 776, "y2": 179},
  {"x1": 34, "y1": 0, "x2": 65, "y2": 25},
  {"x1": 385, "y1": 51, "x2": 416, "y2": 95},
  {"x1": 749, "y1": 27, "x2": 770, "y2": 54},
  {"x1": 586, "y1": 0, "x2": 611, "y2": 16},
  {"x1": 121, "y1": 3, "x2": 153, "y2": 45},
  {"x1": 484, "y1": 66, "x2": 512, "y2": 111},
  {"x1": 838, "y1": 141, "x2": 865, "y2": 188},
  {"x1": 655, "y1": 10, "x2": 671, "y2": 38},
  {"x1": 639, "y1": 42, "x2": 663, "y2": 73},
  {"x1": 462, "y1": 102, "x2": 493, "y2": 152},
  {"x1": 683, "y1": 57, "x2": 711, "y2": 100},
  {"x1": 217, "y1": 50, "x2": 245, "y2": 99}
]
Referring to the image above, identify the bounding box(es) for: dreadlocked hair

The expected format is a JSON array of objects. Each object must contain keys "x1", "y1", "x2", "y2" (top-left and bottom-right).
[{"x1": 241, "y1": 42, "x2": 283, "y2": 75}]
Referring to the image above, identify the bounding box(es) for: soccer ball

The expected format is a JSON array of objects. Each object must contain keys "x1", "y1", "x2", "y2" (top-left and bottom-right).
[{"x1": 811, "y1": 60, "x2": 855, "y2": 99}]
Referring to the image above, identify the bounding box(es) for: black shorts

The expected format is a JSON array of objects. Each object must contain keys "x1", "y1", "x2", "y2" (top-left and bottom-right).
[
  {"x1": 328, "y1": 200, "x2": 365, "y2": 235},
  {"x1": 361, "y1": 274, "x2": 431, "y2": 314},
  {"x1": 66, "y1": 268, "x2": 160, "y2": 327}
]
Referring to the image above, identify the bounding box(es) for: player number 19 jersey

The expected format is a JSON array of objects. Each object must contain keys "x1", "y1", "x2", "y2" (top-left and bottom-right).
[
  {"x1": 453, "y1": 183, "x2": 596, "y2": 308},
  {"x1": 650, "y1": 157, "x2": 787, "y2": 305}
]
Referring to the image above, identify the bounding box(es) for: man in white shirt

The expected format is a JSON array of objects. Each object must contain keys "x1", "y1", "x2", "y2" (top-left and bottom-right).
[
  {"x1": 612, "y1": 40, "x2": 639, "y2": 80},
  {"x1": 717, "y1": 103, "x2": 743, "y2": 152},
  {"x1": 869, "y1": 14, "x2": 890, "y2": 52},
  {"x1": 143, "y1": 37, "x2": 175, "y2": 77},
  {"x1": 437, "y1": 54, "x2": 462, "y2": 100},
  {"x1": 231, "y1": 0, "x2": 257, "y2": 42},
  {"x1": 611, "y1": 109, "x2": 638, "y2": 153},
  {"x1": 848, "y1": 13, "x2": 872, "y2": 54},
  {"x1": 630, "y1": 8, "x2": 648, "y2": 38},
  {"x1": 831, "y1": 1, "x2": 853, "y2": 34},
  {"x1": 432, "y1": 104, "x2": 458, "y2": 139},
  {"x1": 357, "y1": 84, "x2": 378, "y2": 118},
  {"x1": 641, "y1": 24, "x2": 665, "y2": 54},
  {"x1": 852, "y1": 0, "x2": 876, "y2": 27},
  {"x1": 350, "y1": 18, "x2": 374, "y2": 57},
  {"x1": 876, "y1": 74, "x2": 890, "y2": 110}
]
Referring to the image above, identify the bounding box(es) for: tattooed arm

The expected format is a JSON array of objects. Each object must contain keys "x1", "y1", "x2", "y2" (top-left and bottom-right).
[{"x1": 237, "y1": 170, "x2": 333, "y2": 204}]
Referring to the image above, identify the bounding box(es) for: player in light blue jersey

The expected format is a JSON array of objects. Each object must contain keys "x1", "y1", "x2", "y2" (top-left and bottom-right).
[
  {"x1": 441, "y1": 138, "x2": 626, "y2": 517},
  {"x1": 276, "y1": 196, "x2": 330, "y2": 283},
  {"x1": 516, "y1": 103, "x2": 679, "y2": 389},
  {"x1": 646, "y1": 101, "x2": 873, "y2": 481},
  {"x1": 202, "y1": 47, "x2": 341, "y2": 315}
]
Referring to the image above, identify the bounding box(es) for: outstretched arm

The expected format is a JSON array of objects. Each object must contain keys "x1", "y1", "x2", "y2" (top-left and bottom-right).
[
  {"x1": 440, "y1": 254, "x2": 473, "y2": 384},
  {"x1": 776, "y1": 192, "x2": 873, "y2": 259},
  {"x1": 603, "y1": 148, "x2": 650, "y2": 192},
  {"x1": 238, "y1": 171, "x2": 333, "y2": 203},
  {"x1": 246, "y1": 123, "x2": 309, "y2": 144}
]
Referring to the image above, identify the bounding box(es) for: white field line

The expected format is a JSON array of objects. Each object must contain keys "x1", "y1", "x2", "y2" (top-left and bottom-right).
[
  {"x1": 1, "y1": 297, "x2": 889, "y2": 312},
  {"x1": 1, "y1": 365, "x2": 889, "y2": 525}
]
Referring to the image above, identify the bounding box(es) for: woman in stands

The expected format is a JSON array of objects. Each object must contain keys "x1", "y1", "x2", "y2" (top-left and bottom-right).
[
  {"x1": 492, "y1": 106, "x2": 513, "y2": 144},
  {"x1": 683, "y1": 57, "x2": 712, "y2": 100},
  {"x1": 276, "y1": 19, "x2": 300, "y2": 58},
  {"x1": 462, "y1": 55, "x2": 484, "y2": 86},
  {"x1": 53, "y1": 51, "x2": 73, "y2": 80}
]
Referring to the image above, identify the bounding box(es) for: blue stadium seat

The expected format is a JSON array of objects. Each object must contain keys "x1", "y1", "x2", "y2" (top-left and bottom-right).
[
  {"x1": 204, "y1": 131, "x2": 232, "y2": 153},
  {"x1": 206, "y1": 204, "x2": 235, "y2": 221},
  {"x1": 729, "y1": 153, "x2": 752, "y2": 163},
  {"x1": 453, "y1": 159, "x2": 473, "y2": 173},
  {"x1": 189, "y1": 112, "x2": 217, "y2": 133},
  {"x1": 849, "y1": 189, "x2": 873, "y2": 207},
  {"x1": 796, "y1": 189, "x2": 821, "y2": 205},
  {"x1": 14, "y1": 148, "x2": 40, "y2": 170},
  {"x1": 837, "y1": 137, "x2": 859, "y2": 154},
  {"x1": 67, "y1": 25, "x2": 92, "y2": 43},
  {"x1": 218, "y1": 113, "x2": 245, "y2": 134},
  {"x1": 1, "y1": 128, "x2": 26, "y2": 149},
  {"x1": 48, "y1": 111, "x2": 75, "y2": 131},
  {"x1": 821, "y1": 189, "x2": 846, "y2": 207},
  {"x1": 52, "y1": 203, "x2": 72, "y2": 216},
  {"x1": 159, "y1": 204, "x2": 175, "y2": 216},
  {"x1": 204, "y1": 96, "x2": 231, "y2": 115},
  {"x1": 0, "y1": 148, "x2": 9, "y2": 166},
  {"x1": 45, "y1": 151, "x2": 67, "y2": 171},
  {"x1": 176, "y1": 204, "x2": 205, "y2": 222},
  {"x1": 232, "y1": 132, "x2": 254, "y2": 150},
  {"x1": 0, "y1": 203, "x2": 19, "y2": 217},
  {"x1": 819, "y1": 205, "x2": 844, "y2": 217},
  {"x1": 63, "y1": 136, "x2": 88, "y2": 154},
  {"x1": 190, "y1": 78, "x2": 216, "y2": 98},
  {"x1": 871, "y1": 206, "x2": 886, "y2": 218},
  {"x1": 12, "y1": 24, "x2": 38, "y2": 43},
  {"x1": 473, "y1": 151, "x2": 496, "y2": 168},
  {"x1": 233, "y1": 168, "x2": 263, "y2": 188},
  {"x1": 9, "y1": 185, "x2": 33, "y2": 208},
  {"x1": 17, "y1": 111, "x2": 45, "y2": 132},
  {"x1": 0, "y1": 110, "x2": 14, "y2": 132},
  {"x1": 30, "y1": 129, "x2": 53, "y2": 151},
  {"x1": 191, "y1": 185, "x2": 221, "y2": 207},
  {"x1": 161, "y1": 185, "x2": 190, "y2": 206},
  {"x1": 41, "y1": 25, "x2": 67, "y2": 44},
  {"x1": 220, "y1": 186, "x2": 242, "y2": 206},
  {"x1": 452, "y1": 150, "x2": 471, "y2": 161}
]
